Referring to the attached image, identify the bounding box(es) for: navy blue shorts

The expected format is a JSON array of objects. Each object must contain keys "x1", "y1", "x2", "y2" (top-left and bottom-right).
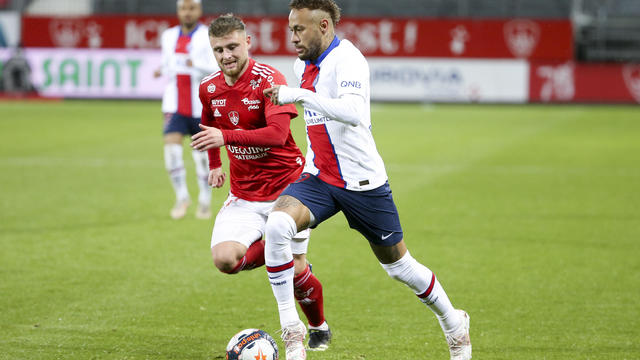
[
  {"x1": 163, "y1": 113, "x2": 202, "y2": 135},
  {"x1": 281, "y1": 173, "x2": 404, "y2": 246}
]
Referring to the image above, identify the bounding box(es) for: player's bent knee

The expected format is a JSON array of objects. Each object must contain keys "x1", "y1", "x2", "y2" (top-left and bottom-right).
[
  {"x1": 265, "y1": 211, "x2": 298, "y2": 246},
  {"x1": 211, "y1": 249, "x2": 241, "y2": 274}
]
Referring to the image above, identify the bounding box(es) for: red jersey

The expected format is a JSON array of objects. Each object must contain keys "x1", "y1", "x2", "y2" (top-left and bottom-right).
[{"x1": 199, "y1": 58, "x2": 304, "y2": 201}]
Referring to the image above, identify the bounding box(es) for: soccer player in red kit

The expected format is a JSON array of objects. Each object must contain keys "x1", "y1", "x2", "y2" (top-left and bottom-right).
[{"x1": 190, "y1": 14, "x2": 332, "y2": 351}]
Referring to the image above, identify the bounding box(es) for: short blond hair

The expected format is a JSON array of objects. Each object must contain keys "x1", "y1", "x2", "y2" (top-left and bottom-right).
[{"x1": 208, "y1": 13, "x2": 246, "y2": 37}]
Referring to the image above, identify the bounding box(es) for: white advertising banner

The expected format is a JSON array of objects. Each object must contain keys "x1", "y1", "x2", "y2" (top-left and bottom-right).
[
  {"x1": 1, "y1": 49, "x2": 529, "y2": 102},
  {"x1": 0, "y1": 47, "x2": 165, "y2": 98},
  {"x1": 368, "y1": 58, "x2": 529, "y2": 102},
  {"x1": 258, "y1": 56, "x2": 530, "y2": 103}
]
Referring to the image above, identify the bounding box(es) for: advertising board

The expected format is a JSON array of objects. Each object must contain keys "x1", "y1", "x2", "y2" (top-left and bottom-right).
[
  {"x1": 21, "y1": 15, "x2": 573, "y2": 60},
  {"x1": 529, "y1": 61, "x2": 640, "y2": 103},
  {"x1": 1, "y1": 48, "x2": 164, "y2": 98}
]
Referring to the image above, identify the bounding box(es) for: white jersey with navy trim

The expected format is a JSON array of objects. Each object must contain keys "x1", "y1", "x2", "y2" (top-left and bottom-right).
[
  {"x1": 159, "y1": 23, "x2": 218, "y2": 118},
  {"x1": 293, "y1": 38, "x2": 387, "y2": 191}
]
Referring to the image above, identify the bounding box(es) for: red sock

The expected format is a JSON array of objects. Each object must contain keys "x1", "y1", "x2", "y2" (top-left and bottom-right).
[
  {"x1": 226, "y1": 239, "x2": 265, "y2": 274},
  {"x1": 294, "y1": 264, "x2": 325, "y2": 327}
]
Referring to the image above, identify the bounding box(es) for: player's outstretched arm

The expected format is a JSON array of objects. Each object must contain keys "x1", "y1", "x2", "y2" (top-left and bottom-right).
[
  {"x1": 191, "y1": 124, "x2": 225, "y2": 151},
  {"x1": 264, "y1": 85, "x2": 362, "y2": 127}
]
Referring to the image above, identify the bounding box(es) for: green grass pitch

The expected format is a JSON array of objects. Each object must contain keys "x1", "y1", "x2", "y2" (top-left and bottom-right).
[{"x1": 1, "y1": 100, "x2": 639, "y2": 359}]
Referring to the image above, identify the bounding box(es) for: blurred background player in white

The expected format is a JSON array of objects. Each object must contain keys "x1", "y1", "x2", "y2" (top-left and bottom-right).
[
  {"x1": 190, "y1": 14, "x2": 332, "y2": 351},
  {"x1": 153, "y1": 0, "x2": 218, "y2": 219},
  {"x1": 262, "y1": 1, "x2": 471, "y2": 359}
]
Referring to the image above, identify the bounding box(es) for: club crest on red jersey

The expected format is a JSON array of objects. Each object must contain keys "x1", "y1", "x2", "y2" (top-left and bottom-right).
[
  {"x1": 228, "y1": 111, "x2": 240, "y2": 125},
  {"x1": 207, "y1": 83, "x2": 216, "y2": 93}
]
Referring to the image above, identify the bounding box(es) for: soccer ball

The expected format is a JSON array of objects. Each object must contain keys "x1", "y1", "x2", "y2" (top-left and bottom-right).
[{"x1": 225, "y1": 328, "x2": 279, "y2": 360}]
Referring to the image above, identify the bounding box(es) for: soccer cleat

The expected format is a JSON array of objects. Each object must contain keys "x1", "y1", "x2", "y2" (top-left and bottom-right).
[
  {"x1": 445, "y1": 310, "x2": 472, "y2": 360},
  {"x1": 281, "y1": 320, "x2": 307, "y2": 360},
  {"x1": 170, "y1": 199, "x2": 190, "y2": 219},
  {"x1": 195, "y1": 203, "x2": 211, "y2": 219},
  {"x1": 307, "y1": 327, "x2": 332, "y2": 351}
]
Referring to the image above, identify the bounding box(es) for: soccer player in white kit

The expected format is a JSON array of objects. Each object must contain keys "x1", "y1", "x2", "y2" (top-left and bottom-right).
[
  {"x1": 189, "y1": 14, "x2": 332, "y2": 351},
  {"x1": 153, "y1": 0, "x2": 218, "y2": 220},
  {"x1": 262, "y1": 1, "x2": 472, "y2": 359}
]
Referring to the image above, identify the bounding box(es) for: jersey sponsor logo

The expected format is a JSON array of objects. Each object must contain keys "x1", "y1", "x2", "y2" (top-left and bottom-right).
[
  {"x1": 226, "y1": 145, "x2": 270, "y2": 160},
  {"x1": 250, "y1": 78, "x2": 262, "y2": 89},
  {"x1": 228, "y1": 111, "x2": 239, "y2": 125},
  {"x1": 304, "y1": 109, "x2": 330, "y2": 125},
  {"x1": 214, "y1": 108, "x2": 222, "y2": 117},
  {"x1": 211, "y1": 99, "x2": 226, "y2": 107},
  {"x1": 207, "y1": 83, "x2": 216, "y2": 93},
  {"x1": 340, "y1": 80, "x2": 361, "y2": 89},
  {"x1": 241, "y1": 98, "x2": 260, "y2": 105},
  {"x1": 241, "y1": 97, "x2": 261, "y2": 111}
]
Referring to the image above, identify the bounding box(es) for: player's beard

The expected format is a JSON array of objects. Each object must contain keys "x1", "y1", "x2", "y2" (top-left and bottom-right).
[
  {"x1": 221, "y1": 56, "x2": 248, "y2": 78},
  {"x1": 298, "y1": 36, "x2": 324, "y2": 62},
  {"x1": 181, "y1": 20, "x2": 197, "y2": 31}
]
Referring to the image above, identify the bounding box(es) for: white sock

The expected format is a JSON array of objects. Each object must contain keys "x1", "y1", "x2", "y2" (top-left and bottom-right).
[
  {"x1": 380, "y1": 251, "x2": 461, "y2": 332},
  {"x1": 308, "y1": 321, "x2": 329, "y2": 331},
  {"x1": 264, "y1": 211, "x2": 300, "y2": 328},
  {"x1": 164, "y1": 143, "x2": 189, "y2": 201},
  {"x1": 191, "y1": 149, "x2": 211, "y2": 206}
]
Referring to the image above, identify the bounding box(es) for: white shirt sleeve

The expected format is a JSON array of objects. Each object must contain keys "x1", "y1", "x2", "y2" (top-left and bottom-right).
[
  {"x1": 277, "y1": 86, "x2": 363, "y2": 127},
  {"x1": 159, "y1": 31, "x2": 171, "y2": 76}
]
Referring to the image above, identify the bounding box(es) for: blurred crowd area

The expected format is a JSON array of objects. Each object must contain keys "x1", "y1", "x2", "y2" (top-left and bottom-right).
[
  {"x1": 2, "y1": 0, "x2": 640, "y2": 62},
  {"x1": 1, "y1": 0, "x2": 637, "y2": 18},
  {"x1": 1, "y1": 0, "x2": 639, "y2": 101}
]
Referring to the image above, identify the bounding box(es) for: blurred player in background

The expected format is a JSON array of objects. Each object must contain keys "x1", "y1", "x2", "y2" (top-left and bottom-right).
[
  {"x1": 262, "y1": 1, "x2": 471, "y2": 359},
  {"x1": 190, "y1": 14, "x2": 332, "y2": 351},
  {"x1": 153, "y1": 0, "x2": 218, "y2": 219}
]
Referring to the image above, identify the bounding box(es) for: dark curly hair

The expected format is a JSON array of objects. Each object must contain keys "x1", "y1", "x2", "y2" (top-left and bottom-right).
[
  {"x1": 208, "y1": 13, "x2": 245, "y2": 37},
  {"x1": 289, "y1": 0, "x2": 341, "y2": 26}
]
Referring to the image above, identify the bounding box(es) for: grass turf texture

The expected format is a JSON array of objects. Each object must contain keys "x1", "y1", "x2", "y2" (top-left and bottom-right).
[{"x1": 1, "y1": 100, "x2": 639, "y2": 359}]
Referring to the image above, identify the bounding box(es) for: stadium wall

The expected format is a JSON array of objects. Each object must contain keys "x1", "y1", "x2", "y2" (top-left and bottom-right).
[{"x1": 4, "y1": 15, "x2": 639, "y2": 103}]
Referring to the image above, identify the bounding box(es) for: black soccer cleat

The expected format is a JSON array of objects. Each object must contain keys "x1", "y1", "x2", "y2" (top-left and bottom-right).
[{"x1": 307, "y1": 327, "x2": 332, "y2": 351}]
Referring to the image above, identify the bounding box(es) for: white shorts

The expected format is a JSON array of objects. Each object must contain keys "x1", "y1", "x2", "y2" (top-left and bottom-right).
[{"x1": 210, "y1": 193, "x2": 310, "y2": 255}]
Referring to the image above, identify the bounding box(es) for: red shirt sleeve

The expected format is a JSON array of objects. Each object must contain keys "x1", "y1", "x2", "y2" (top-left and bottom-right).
[
  {"x1": 199, "y1": 83, "x2": 222, "y2": 170},
  {"x1": 221, "y1": 112, "x2": 293, "y2": 147}
]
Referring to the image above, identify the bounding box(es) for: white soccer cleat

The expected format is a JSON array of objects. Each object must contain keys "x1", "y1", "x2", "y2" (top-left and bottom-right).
[
  {"x1": 281, "y1": 320, "x2": 307, "y2": 360},
  {"x1": 195, "y1": 203, "x2": 211, "y2": 219},
  {"x1": 170, "y1": 199, "x2": 190, "y2": 219},
  {"x1": 446, "y1": 310, "x2": 472, "y2": 360}
]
